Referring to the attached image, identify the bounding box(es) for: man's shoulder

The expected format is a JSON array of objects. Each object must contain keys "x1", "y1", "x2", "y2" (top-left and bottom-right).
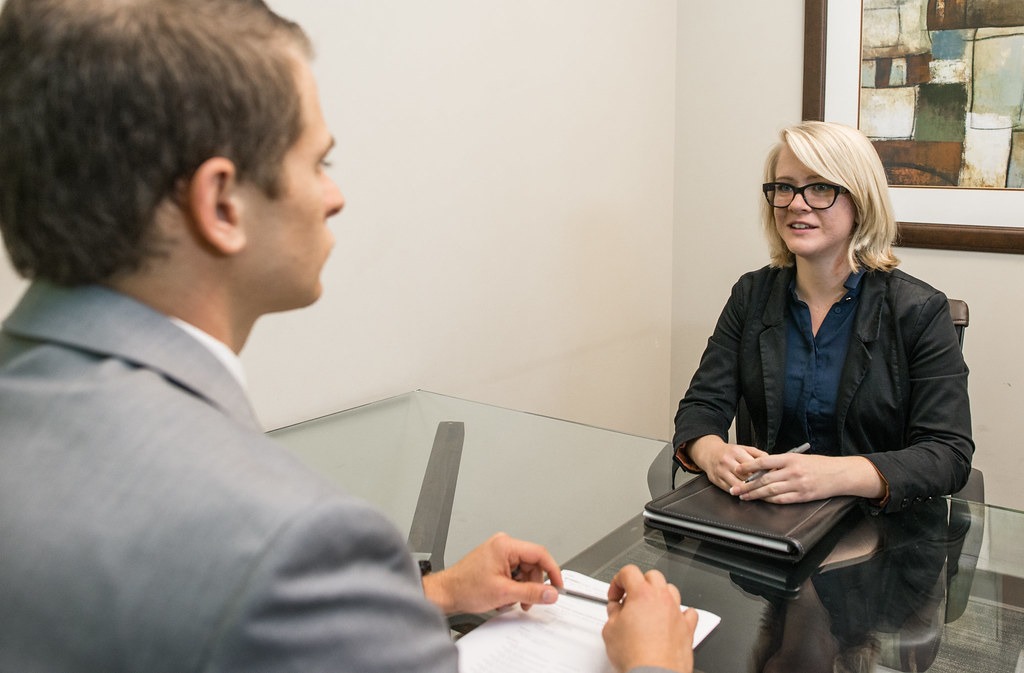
[
  {"x1": 0, "y1": 356, "x2": 413, "y2": 671},
  {"x1": 2, "y1": 281, "x2": 259, "y2": 427}
]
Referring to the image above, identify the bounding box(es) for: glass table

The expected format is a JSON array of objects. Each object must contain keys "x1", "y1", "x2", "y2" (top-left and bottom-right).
[
  {"x1": 270, "y1": 390, "x2": 1024, "y2": 672},
  {"x1": 269, "y1": 390, "x2": 667, "y2": 569}
]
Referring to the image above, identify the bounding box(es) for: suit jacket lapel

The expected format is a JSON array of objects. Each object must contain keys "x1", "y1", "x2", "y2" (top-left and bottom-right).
[
  {"x1": 2, "y1": 281, "x2": 261, "y2": 431},
  {"x1": 835, "y1": 271, "x2": 884, "y2": 436},
  {"x1": 758, "y1": 268, "x2": 792, "y2": 452}
]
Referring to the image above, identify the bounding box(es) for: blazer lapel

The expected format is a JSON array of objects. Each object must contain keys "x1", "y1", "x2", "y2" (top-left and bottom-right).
[
  {"x1": 2, "y1": 282, "x2": 261, "y2": 431},
  {"x1": 835, "y1": 271, "x2": 884, "y2": 436},
  {"x1": 758, "y1": 268, "x2": 792, "y2": 452}
]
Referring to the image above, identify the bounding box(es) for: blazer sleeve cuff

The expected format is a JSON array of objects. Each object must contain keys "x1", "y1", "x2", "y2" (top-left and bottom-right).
[
  {"x1": 865, "y1": 460, "x2": 891, "y2": 510},
  {"x1": 673, "y1": 442, "x2": 704, "y2": 474}
]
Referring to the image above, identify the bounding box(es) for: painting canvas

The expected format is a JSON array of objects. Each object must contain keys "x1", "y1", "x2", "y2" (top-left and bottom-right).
[{"x1": 860, "y1": 0, "x2": 1024, "y2": 189}]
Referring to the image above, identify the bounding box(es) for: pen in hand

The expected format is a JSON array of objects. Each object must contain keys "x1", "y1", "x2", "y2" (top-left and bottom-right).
[
  {"x1": 744, "y1": 442, "x2": 811, "y2": 483},
  {"x1": 557, "y1": 586, "x2": 610, "y2": 605}
]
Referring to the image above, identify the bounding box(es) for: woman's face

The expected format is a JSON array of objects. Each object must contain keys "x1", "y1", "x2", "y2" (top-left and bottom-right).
[{"x1": 772, "y1": 145, "x2": 856, "y2": 267}]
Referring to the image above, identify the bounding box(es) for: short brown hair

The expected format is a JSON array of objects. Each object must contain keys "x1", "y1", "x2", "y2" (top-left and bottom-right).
[
  {"x1": 761, "y1": 121, "x2": 900, "y2": 273},
  {"x1": 0, "y1": 0, "x2": 312, "y2": 285}
]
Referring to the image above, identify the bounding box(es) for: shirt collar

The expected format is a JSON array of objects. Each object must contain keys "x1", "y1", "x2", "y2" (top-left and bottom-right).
[
  {"x1": 168, "y1": 317, "x2": 248, "y2": 389},
  {"x1": 844, "y1": 269, "x2": 865, "y2": 298}
]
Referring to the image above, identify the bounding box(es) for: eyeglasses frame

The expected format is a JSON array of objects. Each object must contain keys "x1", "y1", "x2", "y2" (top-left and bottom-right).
[{"x1": 762, "y1": 182, "x2": 849, "y2": 210}]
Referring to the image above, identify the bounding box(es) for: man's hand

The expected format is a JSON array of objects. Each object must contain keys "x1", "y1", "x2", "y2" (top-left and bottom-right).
[
  {"x1": 421, "y1": 532, "x2": 563, "y2": 614},
  {"x1": 602, "y1": 565, "x2": 697, "y2": 673}
]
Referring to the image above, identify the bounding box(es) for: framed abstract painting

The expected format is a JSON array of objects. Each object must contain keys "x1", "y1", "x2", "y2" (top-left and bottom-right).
[{"x1": 804, "y1": 0, "x2": 1024, "y2": 253}]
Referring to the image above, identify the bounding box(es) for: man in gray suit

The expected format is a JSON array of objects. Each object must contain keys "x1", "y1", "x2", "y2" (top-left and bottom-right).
[{"x1": 0, "y1": 0, "x2": 697, "y2": 671}]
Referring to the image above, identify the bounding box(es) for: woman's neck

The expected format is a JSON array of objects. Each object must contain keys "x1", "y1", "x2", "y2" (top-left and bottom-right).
[{"x1": 793, "y1": 256, "x2": 850, "y2": 306}]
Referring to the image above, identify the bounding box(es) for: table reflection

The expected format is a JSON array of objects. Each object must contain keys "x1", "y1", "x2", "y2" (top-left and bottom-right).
[
  {"x1": 571, "y1": 493, "x2": 998, "y2": 673},
  {"x1": 746, "y1": 498, "x2": 956, "y2": 672}
]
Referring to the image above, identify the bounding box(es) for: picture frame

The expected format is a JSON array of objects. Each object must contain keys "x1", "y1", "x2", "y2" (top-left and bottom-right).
[{"x1": 803, "y1": 0, "x2": 1024, "y2": 254}]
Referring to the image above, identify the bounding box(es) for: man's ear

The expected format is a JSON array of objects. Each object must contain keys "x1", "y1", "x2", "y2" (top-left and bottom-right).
[{"x1": 184, "y1": 157, "x2": 247, "y2": 255}]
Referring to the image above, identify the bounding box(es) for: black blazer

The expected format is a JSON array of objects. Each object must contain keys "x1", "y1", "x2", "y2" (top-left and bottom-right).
[{"x1": 674, "y1": 265, "x2": 974, "y2": 513}]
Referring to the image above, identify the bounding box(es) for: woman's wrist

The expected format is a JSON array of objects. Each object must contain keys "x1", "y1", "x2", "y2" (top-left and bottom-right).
[{"x1": 687, "y1": 435, "x2": 723, "y2": 472}]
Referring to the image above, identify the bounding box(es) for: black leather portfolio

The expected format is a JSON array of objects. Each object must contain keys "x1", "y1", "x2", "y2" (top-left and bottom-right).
[
  {"x1": 644, "y1": 506, "x2": 863, "y2": 598},
  {"x1": 643, "y1": 474, "x2": 858, "y2": 562}
]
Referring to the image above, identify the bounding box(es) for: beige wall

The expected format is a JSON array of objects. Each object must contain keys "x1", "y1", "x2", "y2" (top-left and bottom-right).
[
  {"x1": 1, "y1": 1, "x2": 1021, "y2": 509},
  {"x1": 672, "y1": 3, "x2": 1024, "y2": 510},
  {"x1": 244, "y1": 0, "x2": 678, "y2": 435},
  {"x1": 0, "y1": 1, "x2": 679, "y2": 438}
]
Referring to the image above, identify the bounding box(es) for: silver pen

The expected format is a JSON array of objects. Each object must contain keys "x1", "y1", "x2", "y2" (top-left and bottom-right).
[
  {"x1": 744, "y1": 442, "x2": 811, "y2": 483},
  {"x1": 557, "y1": 586, "x2": 610, "y2": 605}
]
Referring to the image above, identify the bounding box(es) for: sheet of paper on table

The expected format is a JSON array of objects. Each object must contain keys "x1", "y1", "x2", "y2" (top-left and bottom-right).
[{"x1": 456, "y1": 570, "x2": 721, "y2": 673}]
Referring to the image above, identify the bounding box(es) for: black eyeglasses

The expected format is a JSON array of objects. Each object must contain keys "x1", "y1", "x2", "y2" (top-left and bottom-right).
[{"x1": 762, "y1": 182, "x2": 849, "y2": 210}]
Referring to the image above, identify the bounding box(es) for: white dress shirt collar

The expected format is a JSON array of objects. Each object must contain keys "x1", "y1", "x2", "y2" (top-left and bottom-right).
[{"x1": 168, "y1": 317, "x2": 248, "y2": 389}]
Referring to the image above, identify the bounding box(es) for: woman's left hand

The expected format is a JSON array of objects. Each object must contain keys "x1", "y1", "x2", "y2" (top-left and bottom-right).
[{"x1": 729, "y1": 454, "x2": 886, "y2": 503}]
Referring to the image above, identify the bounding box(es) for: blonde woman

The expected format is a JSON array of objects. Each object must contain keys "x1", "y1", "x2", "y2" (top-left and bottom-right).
[{"x1": 673, "y1": 121, "x2": 973, "y2": 513}]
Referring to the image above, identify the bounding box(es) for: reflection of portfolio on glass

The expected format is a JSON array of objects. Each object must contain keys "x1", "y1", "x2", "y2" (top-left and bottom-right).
[{"x1": 643, "y1": 474, "x2": 858, "y2": 562}]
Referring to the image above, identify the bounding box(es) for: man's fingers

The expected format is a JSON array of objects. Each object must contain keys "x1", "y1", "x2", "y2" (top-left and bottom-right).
[
  {"x1": 506, "y1": 579, "x2": 558, "y2": 612},
  {"x1": 608, "y1": 564, "x2": 643, "y2": 601}
]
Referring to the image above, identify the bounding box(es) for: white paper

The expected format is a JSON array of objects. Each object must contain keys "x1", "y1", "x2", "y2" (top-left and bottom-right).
[{"x1": 456, "y1": 570, "x2": 721, "y2": 673}]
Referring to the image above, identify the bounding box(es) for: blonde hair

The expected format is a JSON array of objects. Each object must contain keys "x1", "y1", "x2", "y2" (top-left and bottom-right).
[{"x1": 761, "y1": 121, "x2": 899, "y2": 272}]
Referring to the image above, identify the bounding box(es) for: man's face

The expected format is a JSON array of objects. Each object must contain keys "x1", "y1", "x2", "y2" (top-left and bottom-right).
[{"x1": 238, "y1": 54, "x2": 345, "y2": 315}]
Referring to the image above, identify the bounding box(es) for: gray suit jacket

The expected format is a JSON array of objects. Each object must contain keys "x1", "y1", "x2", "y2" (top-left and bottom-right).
[{"x1": 0, "y1": 282, "x2": 457, "y2": 672}]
